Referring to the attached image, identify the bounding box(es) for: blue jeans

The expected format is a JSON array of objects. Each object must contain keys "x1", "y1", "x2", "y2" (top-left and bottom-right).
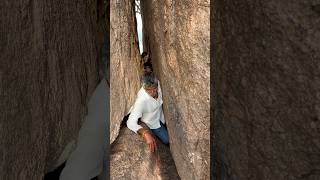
[{"x1": 151, "y1": 122, "x2": 169, "y2": 145}]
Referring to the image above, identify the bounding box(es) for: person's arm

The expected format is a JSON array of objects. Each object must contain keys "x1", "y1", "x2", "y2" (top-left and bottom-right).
[
  {"x1": 126, "y1": 100, "x2": 144, "y2": 133},
  {"x1": 126, "y1": 99, "x2": 157, "y2": 152},
  {"x1": 137, "y1": 128, "x2": 157, "y2": 153}
]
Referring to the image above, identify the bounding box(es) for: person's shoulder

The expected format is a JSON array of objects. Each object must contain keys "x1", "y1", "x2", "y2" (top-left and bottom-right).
[
  {"x1": 136, "y1": 88, "x2": 148, "y2": 100},
  {"x1": 134, "y1": 96, "x2": 149, "y2": 112},
  {"x1": 137, "y1": 87, "x2": 145, "y2": 97}
]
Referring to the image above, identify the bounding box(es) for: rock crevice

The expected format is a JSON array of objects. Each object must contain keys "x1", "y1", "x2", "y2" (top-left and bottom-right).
[{"x1": 110, "y1": 0, "x2": 188, "y2": 179}]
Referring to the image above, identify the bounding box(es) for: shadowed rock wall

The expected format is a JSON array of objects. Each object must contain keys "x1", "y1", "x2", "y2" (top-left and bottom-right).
[
  {"x1": 141, "y1": 0, "x2": 210, "y2": 179},
  {"x1": 110, "y1": 0, "x2": 141, "y2": 143},
  {"x1": 213, "y1": 0, "x2": 320, "y2": 179},
  {"x1": 0, "y1": 0, "x2": 106, "y2": 179}
]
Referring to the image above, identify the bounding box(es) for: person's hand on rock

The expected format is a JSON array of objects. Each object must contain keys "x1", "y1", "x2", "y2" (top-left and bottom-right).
[{"x1": 143, "y1": 131, "x2": 157, "y2": 153}]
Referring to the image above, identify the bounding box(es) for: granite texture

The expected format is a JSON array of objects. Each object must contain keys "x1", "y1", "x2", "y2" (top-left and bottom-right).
[
  {"x1": 0, "y1": 0, "x2": 106, "y2": 179},
  {"x1": 110, "y1": 1, "x2": 182, "y2": 179},
  {"x1": 110, "y1": 126, "x2": 180, "y2": 180},
  {"x1": 140, "y1": 0, "x2": 210, "y2": 179},
  {"x1": 110, "y1": 0, "x2": 142, "y2": 144},
  {"x1": 213, "y1": 0, "x2": 320, "y2": 179}
]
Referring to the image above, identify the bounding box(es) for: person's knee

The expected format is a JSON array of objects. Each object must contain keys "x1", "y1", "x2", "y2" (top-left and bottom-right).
[
  {"x1": 162, "y1": 136, "x2": 169, "y2": 145},
  {"x1": 163, "y1": 140, "x2": 169, "y2": 145}
]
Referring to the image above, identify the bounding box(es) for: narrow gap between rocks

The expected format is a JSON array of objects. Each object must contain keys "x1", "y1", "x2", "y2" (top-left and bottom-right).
[
  {"x1": 110, "y1": 0, "x2": 181, "y2": 179},
  {"x1": 135, "y1": 0, "x2": 144, "y2": 54}
]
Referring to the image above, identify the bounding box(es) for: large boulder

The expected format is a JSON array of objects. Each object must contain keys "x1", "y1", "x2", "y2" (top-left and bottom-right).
[
  {"x1": 0, "y1": 0, "x2": 106, "y2": 179},
  {"x1": 110, "y1": 127, "x2": 180, "y2": 180},
  {"x1": 140, "y1": 0, "x2": 210, "y2": 179},
  {"x1": 110, "y1": 0, "x2": 142, "y2": 143},
  {"x1": 213, "y1": 0, "x2": 320, "y2": 179}
]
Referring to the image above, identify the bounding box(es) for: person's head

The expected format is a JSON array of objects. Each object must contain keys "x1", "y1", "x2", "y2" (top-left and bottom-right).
[
  {"x1": 141, "y1": 52, "x2": 148, "y2": 59},
  {"x1": 142, "y1": 74, "x2": 158, "y2": 98},
  {"x1": 141, "y1": 52, "x2": 149, "y2": 63},
  {"x1": 144, "y1": 65, "x2": 153, "y2": 73}
]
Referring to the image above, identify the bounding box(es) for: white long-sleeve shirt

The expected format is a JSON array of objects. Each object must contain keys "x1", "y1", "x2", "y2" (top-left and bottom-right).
[{"x1": 127, "y1": 81, "x2": 165, "y2": 133}]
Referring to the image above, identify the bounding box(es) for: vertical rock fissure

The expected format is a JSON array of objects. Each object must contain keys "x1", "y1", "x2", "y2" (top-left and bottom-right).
[
  {"x1": 134, "y1": 0, "x2": 143, "y2": 54},
  {"x1": 137, "y1": 0, "x2": 181, "y2": 175},
  {"x1": 110, "y1": 0, "x2": 181, "y2": 179}
]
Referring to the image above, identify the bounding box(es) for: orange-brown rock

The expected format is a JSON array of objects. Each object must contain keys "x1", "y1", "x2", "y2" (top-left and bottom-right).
[
  {"x1": 110, "y1": 127, "x2": 180, "y2": 180},
  {"x1": 110, "y1": 0, "x2": 142, "y2": 143},
  {"x1": 140, "y1": 0, "x2": 210, "y2": 179}
]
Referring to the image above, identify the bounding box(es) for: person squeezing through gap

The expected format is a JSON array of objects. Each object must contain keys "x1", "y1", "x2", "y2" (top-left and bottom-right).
[{"x1": 126, "y1": 52, "x2": 169, "y2": 153}]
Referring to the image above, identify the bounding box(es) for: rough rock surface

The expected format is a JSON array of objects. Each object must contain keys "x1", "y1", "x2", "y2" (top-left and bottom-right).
[
  {"x1": 110, "y1": 1, "x2": 181, "y2": 179},
  {"x1": 110, "y1": 126, "x2": 180, "y2": 180},
  {"x1": 213, "y1": 0, "x2": 320, "y2": 179},
  {"x1": 0, "y1": 1, "x2": 106, "y2": 179},
  {"x1": 110, "y1": 0, "x2": 142, "y2": 143},
  {"x1": 140, "y1": 0, "x2": 210, "y2": 179}
]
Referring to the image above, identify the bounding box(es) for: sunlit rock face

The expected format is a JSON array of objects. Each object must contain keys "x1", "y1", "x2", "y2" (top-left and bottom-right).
[
  {"x1": 0, "y1": 0, "x2": 105, "y2": 179},
  {"x1": 213, "y1": 0, "x2": 320, "y2": 179},
  {"x1": 110, "y1": 0, "x2": 142, "y2": 144},
  {"x1": 140, "y1": 0, "x2": 210, "y2": 179}
]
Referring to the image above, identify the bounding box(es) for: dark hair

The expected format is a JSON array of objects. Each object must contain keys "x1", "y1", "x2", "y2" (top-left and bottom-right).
[
  {"x1": 144, "y1": 65, "x2": 153, "y2": 71},
  {"x1": 142, "y1": 74, "x2": 158, "y2": 88},
  {"x1": 141, "y1": 52, "x2": 148, "y2": 58}
]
